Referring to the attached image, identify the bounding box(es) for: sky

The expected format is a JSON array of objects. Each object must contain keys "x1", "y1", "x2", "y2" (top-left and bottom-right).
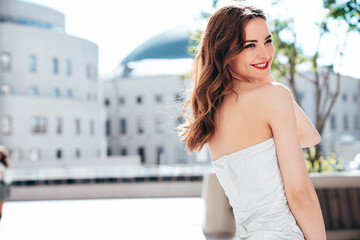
[{"x1": 20, "y1": 0, "x2": 360, "y2": 78}]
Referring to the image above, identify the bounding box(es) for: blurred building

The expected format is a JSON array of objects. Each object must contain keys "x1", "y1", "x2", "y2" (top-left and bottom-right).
[
  {"x1": 102, "y1": 26, "x2": 204, "y2": 165},
  {"x1": 287, "y1": 68, "x2": 360, "y2": 168},
  {"x1": 0, "y1": 0, "x2": 103, "y2": 166}
]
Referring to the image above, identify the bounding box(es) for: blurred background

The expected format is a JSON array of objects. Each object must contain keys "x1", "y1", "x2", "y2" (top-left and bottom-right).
[{"x1": 0, "y1": 0, "x2": 359, "y2": 239}]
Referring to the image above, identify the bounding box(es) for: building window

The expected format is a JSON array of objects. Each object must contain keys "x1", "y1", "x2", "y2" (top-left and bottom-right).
[
  {"x1": 119, "y1": 97, "x2": 126, "y2": 104},
  {"x1": 52, "y1": 88, "x2": 60, "y2": 98},
  {"x1": 75, "y1": 149, "x2": 81, "y2": 158},
  {"x1": 1, "y1": 84, "x2": 12, "y2": 95},
  {"x1": 29, "y1": 55, "x2": 36, "y2": 73},
  {"x1": 136, "y1": 96, "x2": 142, "y2": 104},
  {"x1": 30, "y1": 148, "x2": 41, "y2": 161},
  {"x1": 66, "y1": 59, "x2": 71, "y2": 76},
  {"x1": 353, "y1": 94, "x2": 358, "y2": 102},
  {"x1": 86, "y1": 64, "x2": 91, "y2": 79},
  {"x1": 175, "y1": 144, "x2": 186, "y2": 163},
  {"x1": 56, "y1": 149, "x2": 62, "y2": 159},
  {"x1": 297, "y1": 92, "x2": 304, "y2": 101},
  {"x1": 137, "y1": 147, "x2": 145, "y2": 164},
  {"x1": 344, "y1": 114, "x2": 348, "y2": 130},
  {"x1": 175, "y1": 115, "x2": 185, "y2": 127},
  {"x1": 154, "y1": 115, "x2": 164, "y2": 133},
  {"x1": 106, "y1": 119, "x2": 111, "y2": 136},
  {"x1": 342, "y1": 93, "x2": 347, "y2": 102},
  {"x1": 155, "y1": 94, "x2": 163, "y2": 103},
  {"x1": 330, "y1": 114, "x2": 336, "y2": 130},
  {"x1": 120, "y1": 147, "x2": 127, "y2": 156},
  {"x1": 90, "y1": 119, "x2": 95, "y2": 135},
  {"x1": 29, "y1": 86, "x2": 38, "y2": 96},
  {"x1": 9, "y1": 149, "x2": 23, "y2": 161},
  {"x1": 174, "y1": 93, "x2": 184, "y2": 103},
  {"x1": 65, "y1": 89, "x2": 72, "y2": 98},
  {"x1": 136, "y1": 116, "x2": 144, "y2": 134},
  {"x1": 120, "y1": 118, "x2": 126, "y2": 134},
  {"x1": 354, "y1": 115, "x2": 359, "y2": 131},
  {"x1": 107, "y1": 147, "x2": 112, "y2": 156},
  {"x1": 75, "y1": 119, "x2": 81, "y2": 135},
  {"x1": 31, "y1": 116, "x2": 47, "y2": 134},
  {"x1": 156, "y1": 146, "x2": 164, "y2": 165},
  {"x1": 93, "y1": 66, "x2": 98, "y2": 80},
  {"x1": 52, "y1": 58, "x2": 58, "y2": 74},
  {"x1": 1, "y1": 115, "x2": 12, "y2": 135},
  {"x1": 56, "y1": 117, "x2": 62, "y2": 134},
  {"x1": 0, "y1": 52, "x2": 11, "y2": 71},
  {"x1": 104, "y1": 98, "x2": 110, "y2": 106}
]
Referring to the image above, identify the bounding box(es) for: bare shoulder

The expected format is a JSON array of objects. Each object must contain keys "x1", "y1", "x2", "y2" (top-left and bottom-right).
[
  {"x1": 255, "y1": 82, "x2": 293, "y2": 116},
  {"x1": 257, "y1": 81, "x2": 292, "y2": 99}
]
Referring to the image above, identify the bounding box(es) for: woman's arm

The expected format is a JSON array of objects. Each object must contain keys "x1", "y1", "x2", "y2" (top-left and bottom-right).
[
  {"x1": 293, "y1": 100, "x2": 321, "y2": 148},
  {"x1": 269, "y1": 79, "x2": 321, "y2": 148},
  {"x1": 263, "y1": 84, "x2": 327, "y2": 240}
]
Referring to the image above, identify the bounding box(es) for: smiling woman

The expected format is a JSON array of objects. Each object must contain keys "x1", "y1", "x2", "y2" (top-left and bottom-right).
[
  {"x1": 178, "y1": 2, "x2": 326, "y2": 239},
  {"x1": 229, "y1": 18, "x2": 275, "y2": 83}
]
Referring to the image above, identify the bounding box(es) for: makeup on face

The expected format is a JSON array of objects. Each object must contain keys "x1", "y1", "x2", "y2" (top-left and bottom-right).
[
  {"x1": 229, "y1": 18, "x2": 275, "y2": 82},
  {"x1": 251, "y1": 61, "x2": 269, "y2": 70}
]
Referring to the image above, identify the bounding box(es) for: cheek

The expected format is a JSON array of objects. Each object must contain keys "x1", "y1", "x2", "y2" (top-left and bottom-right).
[
  {"x1": 230, "y1": 55, "x2": 242, "y2": 69},
  {"x1": 268, "y1": 46, "x2": 275, "y2": 58}
]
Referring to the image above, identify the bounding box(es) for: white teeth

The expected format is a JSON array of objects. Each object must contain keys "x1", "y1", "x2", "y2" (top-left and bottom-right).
[{"x1": 254, "y1": 62, "x2": 267, "y2": 67}]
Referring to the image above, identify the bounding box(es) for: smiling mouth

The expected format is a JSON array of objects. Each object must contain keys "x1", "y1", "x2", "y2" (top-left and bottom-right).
[{"x1": 251, "y1": 62, "x2": 269, "y2": 70}]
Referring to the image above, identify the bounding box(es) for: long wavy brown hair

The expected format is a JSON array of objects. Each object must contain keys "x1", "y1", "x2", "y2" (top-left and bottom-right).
[{"x1": 178, "y1": 4, "x2": 266, "y2": 153}]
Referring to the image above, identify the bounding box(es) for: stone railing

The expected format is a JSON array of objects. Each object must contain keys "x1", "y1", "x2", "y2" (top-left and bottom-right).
[{"x1": 201, "y1": 171, "x2": 360, "y2": 240}]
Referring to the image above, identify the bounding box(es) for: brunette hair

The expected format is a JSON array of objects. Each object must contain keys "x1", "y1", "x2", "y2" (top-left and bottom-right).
[{"x1": 178, "y1": 3, "x2": 266, "y2": 153}]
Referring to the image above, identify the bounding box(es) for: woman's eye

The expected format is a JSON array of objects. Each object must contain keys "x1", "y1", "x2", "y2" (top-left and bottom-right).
[
  {"x1": 266, "y1": 39, "x2": 273, "y2": 44},
  {"x1": 244, "y1": 44, "x2": 255, "y2": 48}
]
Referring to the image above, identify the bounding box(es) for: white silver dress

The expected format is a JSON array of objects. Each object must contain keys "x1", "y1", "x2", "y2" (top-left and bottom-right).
[{"x1": 211, "y1": 137, "x2": 305, "y2": 239}]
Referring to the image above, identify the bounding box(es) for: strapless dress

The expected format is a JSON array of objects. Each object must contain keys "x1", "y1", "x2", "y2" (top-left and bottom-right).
[{"x1": 211, "y1": 137, "x2": 305, "y2": 239}]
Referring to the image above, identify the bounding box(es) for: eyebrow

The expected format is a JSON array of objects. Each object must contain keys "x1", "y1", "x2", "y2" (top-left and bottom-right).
[{"x1": 244, "y1": 34, "x2": 272, "y2": 43}]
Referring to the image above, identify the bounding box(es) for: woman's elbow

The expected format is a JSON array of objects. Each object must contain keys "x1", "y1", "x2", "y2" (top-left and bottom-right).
[{"x1": 300, "y1": 133, "x2": 321, "y2": 148}]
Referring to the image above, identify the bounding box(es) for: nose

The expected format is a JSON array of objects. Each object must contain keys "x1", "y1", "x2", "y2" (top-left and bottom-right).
[{"x1": 257, "y1": 45, "x2": 270, "y2": 60}]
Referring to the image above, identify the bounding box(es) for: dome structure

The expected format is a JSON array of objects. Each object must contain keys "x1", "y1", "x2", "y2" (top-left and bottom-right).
[{"x1": 120, "y1": 25, "x2": 195, "y2": 65}]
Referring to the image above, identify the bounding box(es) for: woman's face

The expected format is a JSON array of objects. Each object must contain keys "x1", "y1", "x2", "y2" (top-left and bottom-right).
[{"x1": 229, "y1": 17, "x2": 274, "y2": 83}]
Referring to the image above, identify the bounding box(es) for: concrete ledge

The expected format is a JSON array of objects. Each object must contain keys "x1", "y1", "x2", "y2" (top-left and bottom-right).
[
  {"x1": 8, "y1": 181, "x2": 203, "y2": 201},
  {"x1": 310, "y1": 171, "x2": 360, "y2": 188}
]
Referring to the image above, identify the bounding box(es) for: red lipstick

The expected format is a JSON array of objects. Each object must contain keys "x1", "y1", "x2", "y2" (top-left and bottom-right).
[{"x1": 251, "y1": 62, "x2": 269, "y2": 70}]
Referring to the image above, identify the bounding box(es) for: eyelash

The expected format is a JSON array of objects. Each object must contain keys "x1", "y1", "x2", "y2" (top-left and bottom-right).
[{"x1": 244, "y1": 39, "x2": 273, "y2": 49}]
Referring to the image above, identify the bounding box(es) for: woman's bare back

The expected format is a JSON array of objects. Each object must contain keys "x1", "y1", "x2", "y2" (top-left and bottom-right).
[{"x1": 207, "y1": 81, "x2": 274, "y2": 161}]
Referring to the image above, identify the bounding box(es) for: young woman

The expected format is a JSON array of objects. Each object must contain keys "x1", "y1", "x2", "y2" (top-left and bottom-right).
[{"x1": 178, "y1": 3, "x2": 326, "y2": 239}]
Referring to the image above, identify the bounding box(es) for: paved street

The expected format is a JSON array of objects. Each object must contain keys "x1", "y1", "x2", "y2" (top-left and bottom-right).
[{"x1": 0, "y1": 197, "x2": 225, "y2": 240}]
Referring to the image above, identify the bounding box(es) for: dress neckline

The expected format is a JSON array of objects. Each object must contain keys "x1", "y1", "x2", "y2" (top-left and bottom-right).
[{"x1": 212, "y1": 137, "x2": 274, "y2": 164}]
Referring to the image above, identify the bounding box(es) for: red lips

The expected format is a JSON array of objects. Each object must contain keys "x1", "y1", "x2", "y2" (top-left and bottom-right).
[{"x1": 251, "y1": 62, "x2": 269, "y2": 70}]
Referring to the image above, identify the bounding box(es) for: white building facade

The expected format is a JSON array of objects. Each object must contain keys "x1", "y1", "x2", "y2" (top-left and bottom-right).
[
  {"x1": 286, "y1": 69, "x2": 360, "y2": 167},
  {"x1": 0, "y1": 0, "x2": 103, "y2": 166},
  {"x1": 102, "y1": 74, "x2": 199, "y2": 165}
]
